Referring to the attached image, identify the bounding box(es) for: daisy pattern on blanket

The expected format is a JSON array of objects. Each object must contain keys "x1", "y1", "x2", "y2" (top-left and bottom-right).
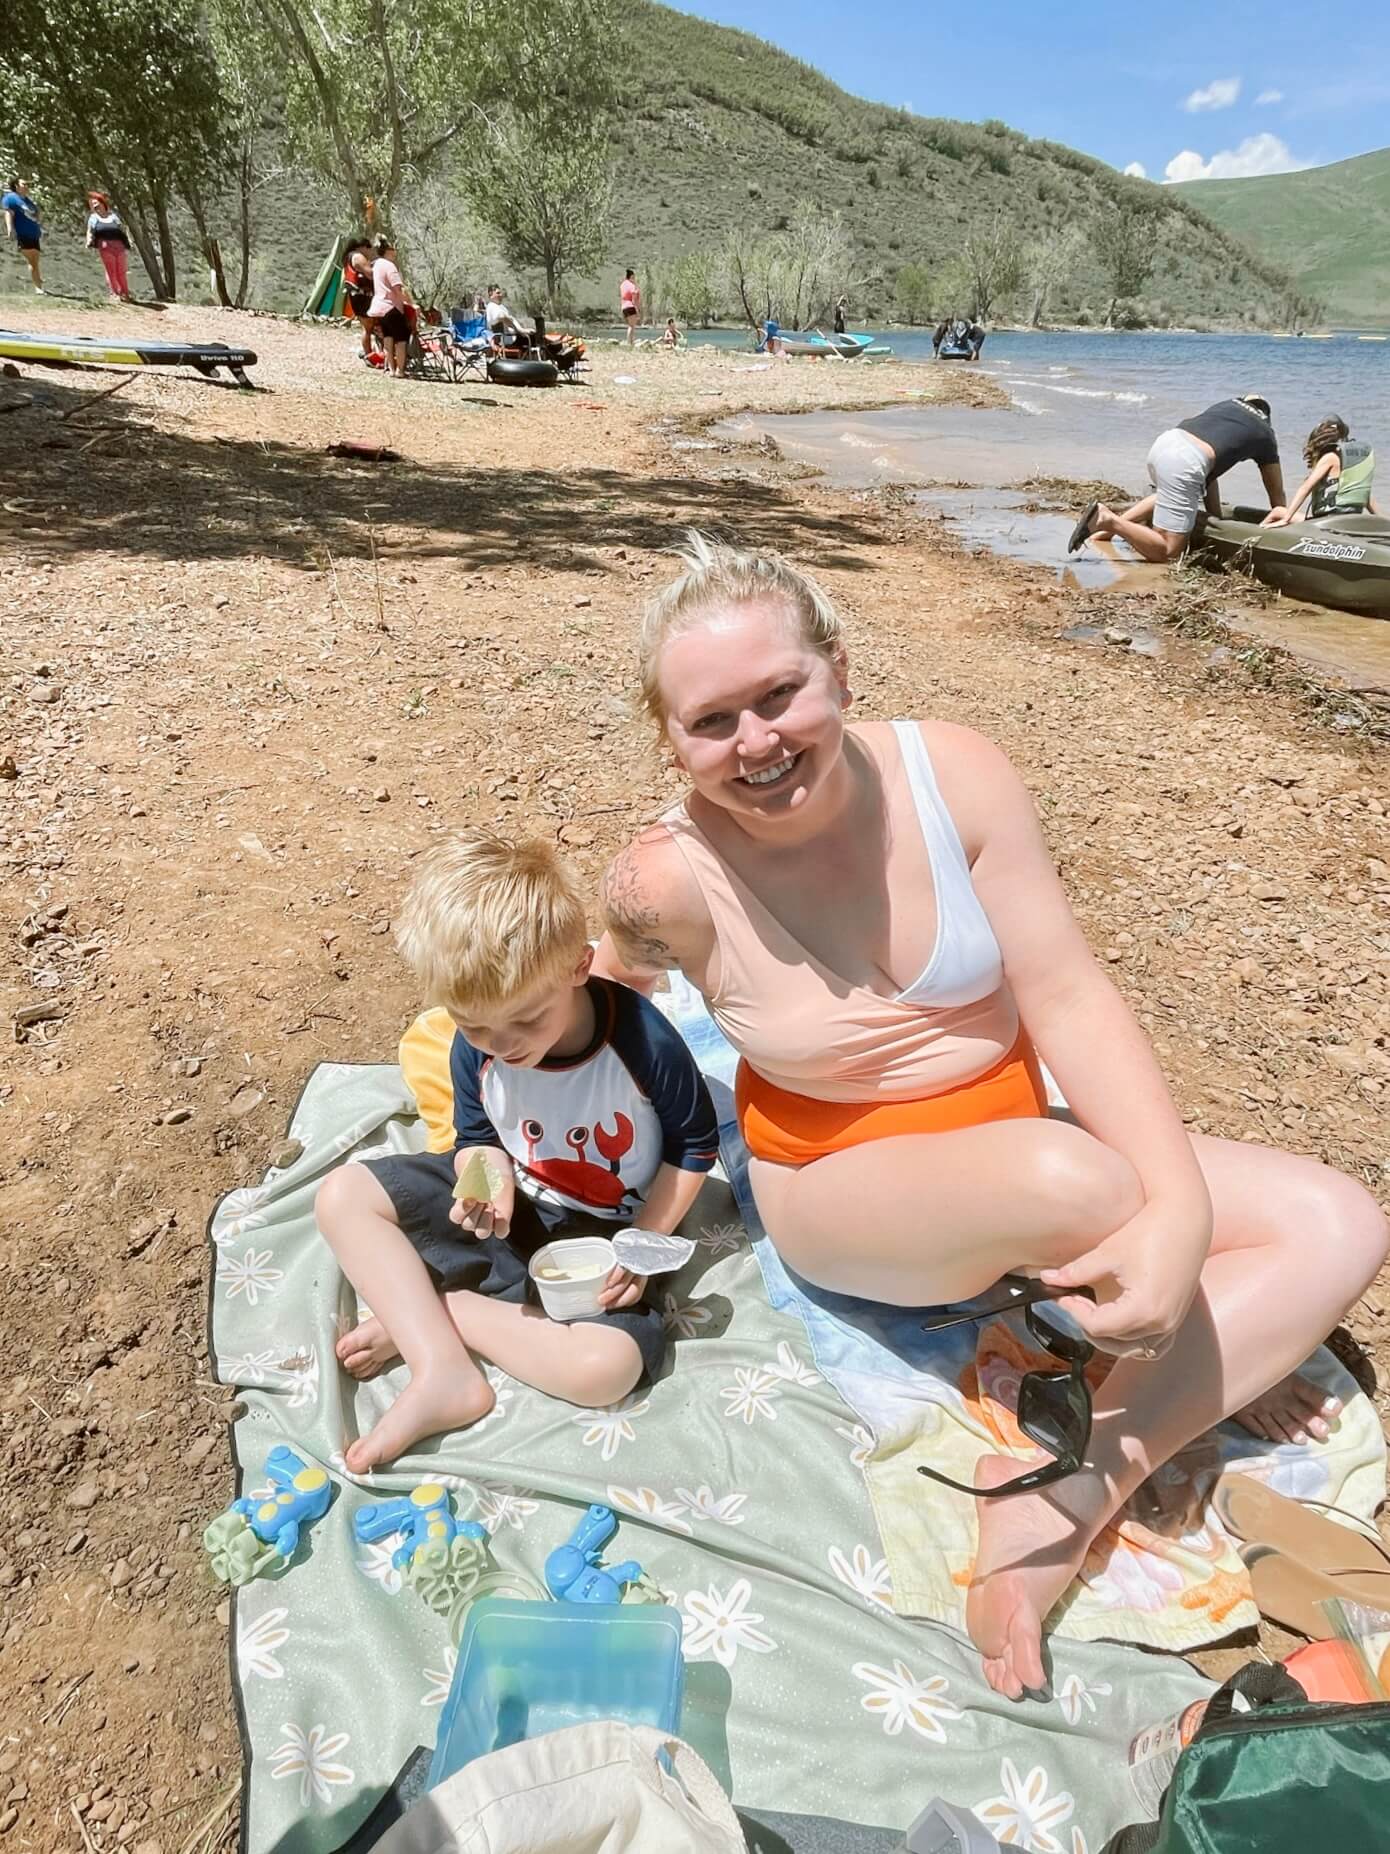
[
  {"x1": 720, "y1": 1366, "x2": 780, "y2": 1425},
  {"x1": 681, "y1": 1577, "x2": 777, "y2": 1667},
  {"x1": 765, "y1": 1339, "x2": 820, "y2": 1387},
  {"x1": 674, "y1": 1484, "x2": 747, "y2": 1526},
  {"x1": 828, "y1": 1543, "x2": 892, "y2": 1610},
  {"x1": 217, "y1": 1246, "x2": 283, "y2": 1307},
  {"x1": 852, "y1": 1659, "x2": 961, "y2": 1742},
  {"x1": 607, "y1": 1485, "x2": 693, "y2": 1533},
  {"x1": 660, "y1": 1290, "x2": 713, "y2": 1340},
  {"x1": 237, "y1": 1606, "x2": 289, "y2": 1682},
  {"x1": 1055, "y1": 1673, "x2": 1112, "y2": 1726},
  {"x1": 211, "y1": 1183, "x2": 269, "y2": 1250},
  {"x1": 836, "y1": 1420, "x2": 875, "y2": 1468},
  {"x1": 698, "y1": 1220, "x2": 743, "y2": 1255},
  {"x1": 974, "y1": 1758, "x2": 1075, "y2": 1852},
  {"x1": 474, "y1": 1484, "x2": 540, "y2": 1535},
  {"x1": 421, "y1": 1645, "x2": 456, "y2": 1708},
  {"x1": 354, "y1": 1535, "x2": 405, "y2": 1595},
  {"x1": 573, "y1": 1394, "x2": 650, "y2": 1462},
  {"x1": 269, "y1": 1723, "x2": 355, "y2": 1809}
]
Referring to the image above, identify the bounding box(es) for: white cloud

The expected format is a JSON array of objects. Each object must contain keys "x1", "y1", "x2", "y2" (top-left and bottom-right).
[
  {"x1": 1183, "y1": 77, "x2": 1241, "y2": 113},
  {"x1": 1122, "y1": 161, "x2": 1147, "y2": 178},
  {"x1": 1255, "y1": 88, "x2": 1283, "y2": 106},
  {"x1": 1164, "y1": 133, "x2": 1306, "y2": 182}
]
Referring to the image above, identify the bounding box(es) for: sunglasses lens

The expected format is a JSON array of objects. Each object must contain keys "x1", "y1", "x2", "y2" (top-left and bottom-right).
[
  {"x1": 1019, "y1": 1371, "x2": 1089, "y2": 1462},
  {"x1": 1026, "y1": 1301, "x2": 1092, "y2": 1363}
]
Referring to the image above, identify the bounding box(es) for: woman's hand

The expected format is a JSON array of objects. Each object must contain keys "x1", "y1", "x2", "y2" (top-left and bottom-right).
[
  {"x1": 450, "y1": 1146, "x2": 515, "y2": 1240},
  {"x1": 1260, "y1": 507, "x2": 1290, "y2": 527},
  {"x1": 598, "y1": 1266, "x2": 647, "y2": 1310},
  {"x1": 1040, "y1": 1196, "x2": 1213, "y2": 1353}
]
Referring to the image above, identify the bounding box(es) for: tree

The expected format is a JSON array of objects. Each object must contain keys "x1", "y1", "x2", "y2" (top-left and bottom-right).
[
  {"x1": 960, "y1": 214, "x2": 1023, "y2": 322},
  {"x1": 394, "y1": 178, "x2": 500, "y2": 312},
  {"x1": 1093, "y1": 200, "x2": 1158, "y2": 328},
  {"x1": 777, "y1": 202, "x2": 854, "y2": 329},
  {"x1": 893, "y1": 261, "x2": 934, "y2": 325},
  {"x1": 666, "y1": 250, "x2": 723, "y2": 327},
  {"x1": 720, "y1": 225, "x2": 780, "y2": 334},
  {"x1": 1022, "y1": 224, "x2": 1087, "y2": 328},
  {"x1": 1280, "y1": 287, "x2": 1323, "y2": 333},
  {"x1": 247, "y1": 0, "x2": 485, "y2": 227},
  {"x1": 1, "y1": 0, "x2": 228, "y2": 299},
  {"x1": 462, "y1": 0, "x2": 619, "y2": 305}
]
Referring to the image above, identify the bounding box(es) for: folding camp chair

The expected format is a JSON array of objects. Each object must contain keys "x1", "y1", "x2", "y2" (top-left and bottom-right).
[{"x1": 446, "y1": 311, "x2": 494, "y2": 382}]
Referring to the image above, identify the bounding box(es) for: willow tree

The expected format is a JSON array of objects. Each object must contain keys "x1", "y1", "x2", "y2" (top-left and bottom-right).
[
  {"x1": 247, "y1": 0, "x2": 487, "y2": 227},
  {"x1": 1094, "y1": 199, "x2": 1159, "y2": 328},
  {"x1": 463, "y1": 0, "x2": 620, "y2": 305},
  {"x1": 0, "y1": 0, "x2": 227, "y2": 299}
]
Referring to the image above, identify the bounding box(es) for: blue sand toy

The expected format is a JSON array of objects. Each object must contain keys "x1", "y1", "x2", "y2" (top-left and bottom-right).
[
  {"x1": 353, "y1": 1483, "x2": 487, "y2": 1571},
  {"x1": 204, "y1": 1446, "x2": 333, "y2": 1585},
  {"x1": 544, "y1": 1503, "x2": 643, "y2": 1604}
]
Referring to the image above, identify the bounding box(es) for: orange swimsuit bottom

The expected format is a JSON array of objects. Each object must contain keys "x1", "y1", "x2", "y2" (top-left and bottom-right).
[{"x1": 736, "y1": 1029, "x2": 1048, "y2": 1168}]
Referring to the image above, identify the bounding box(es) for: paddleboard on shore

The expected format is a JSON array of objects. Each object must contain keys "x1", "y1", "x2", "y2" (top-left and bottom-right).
[{"x1": 0, "y1": 328, "x2": 259, "y2": 388}]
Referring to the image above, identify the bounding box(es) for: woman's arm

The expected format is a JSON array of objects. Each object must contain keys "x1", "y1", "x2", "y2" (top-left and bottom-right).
[
  {"x1": 941, "y1": 725, "x2": 1213, "y2": 1340},
  {"x1": 594, "y1": 826, "x2": 714, "y2": 995}
]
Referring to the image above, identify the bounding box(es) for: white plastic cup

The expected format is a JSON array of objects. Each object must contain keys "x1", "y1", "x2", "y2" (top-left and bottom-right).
[{"x1": 528, "y1": 1237, "x2": 615, "y2": 1320}]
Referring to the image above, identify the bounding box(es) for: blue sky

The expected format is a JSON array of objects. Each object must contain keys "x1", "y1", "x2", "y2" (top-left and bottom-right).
[{"x1": 672, "y1": 0, "x2": 1389, "y2": 182}]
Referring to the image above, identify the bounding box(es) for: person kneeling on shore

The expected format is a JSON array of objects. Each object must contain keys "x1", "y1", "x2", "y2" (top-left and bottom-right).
[
  {"x1": 1070, "y1": 393, "x2": 1285, "y2": 562},
  {"x1": 315, "y1": 829, "x2": 719, "y2": 1471}
]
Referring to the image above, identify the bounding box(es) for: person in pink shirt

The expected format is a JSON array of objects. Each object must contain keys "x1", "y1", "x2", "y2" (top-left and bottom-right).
[
  {"x1": 368, "y1": 236, "x2": 414, "y2": 379},
  {"x1": 620, "y1": 269, "x2": 640, "y2": 347}
]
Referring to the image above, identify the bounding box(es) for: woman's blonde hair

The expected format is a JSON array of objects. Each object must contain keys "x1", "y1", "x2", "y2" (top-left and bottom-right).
[
  {"x1": 638, "y1": 531, "x2": 844, "y2": 727},
  {"x1": 395, "y1": 829, "x2": 587, "y2": 1015}
]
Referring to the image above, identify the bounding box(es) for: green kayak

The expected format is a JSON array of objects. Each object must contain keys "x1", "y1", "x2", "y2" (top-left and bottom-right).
[{"x1": 1193, "y1": 506, "x2": 1390, "y2": 621}]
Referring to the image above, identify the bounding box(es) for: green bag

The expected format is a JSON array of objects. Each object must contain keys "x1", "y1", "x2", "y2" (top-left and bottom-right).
[{"x1": 1106, "y1": 1662, "x2": 1390, "y2": 1853}]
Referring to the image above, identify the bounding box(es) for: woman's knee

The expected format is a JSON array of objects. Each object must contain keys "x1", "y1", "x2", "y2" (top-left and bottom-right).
[
  {"x1": 1021, "y1": 1125, "x2": 1144, "y2": 1250},
  {"x1": 1306, "y1": 1165, "x2": 1389, "y2": 1298}
]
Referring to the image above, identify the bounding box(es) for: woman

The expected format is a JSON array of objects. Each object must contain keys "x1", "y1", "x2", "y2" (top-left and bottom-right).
[
  {"x1": 1262, "y1": 415, "x2": 1379, "y2": 526},
  {"x1": 368, "y1": 236, "x2": 413, "y2": 379},
  {"x1": 342, "y1": 238, "x2": 377, "y2": 362},
  {"x1": 595, "y1": 536, "x2": 1387, "y2": 1701},
  {"x1": 620, "y1": 268, "x2": 640, "y2": 347},
  {"x1": 84, "y1": 192, "x2": 131, "y2": 301}
]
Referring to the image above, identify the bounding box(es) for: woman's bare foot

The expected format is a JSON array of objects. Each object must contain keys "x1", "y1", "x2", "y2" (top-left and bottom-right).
[
  {"x1": 965, "y1": 1454, "x2": 1106, "y2": 1701},
  {"x1": 336, "y1": 1316, "x2": 400, "y2": 1380},
  {"x1": 1232, "y1": 1372, "x2": 1341, "y2": 1447},
  {"x1": 344, "y1": 1366, "x2": 495, "y2": 1473}
]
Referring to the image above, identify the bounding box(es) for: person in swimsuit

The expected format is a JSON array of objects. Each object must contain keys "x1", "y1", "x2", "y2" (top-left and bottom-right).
[
  {"x1": 594, "y1": 533, "x2": 1387, "y2": 1702},
  {"x1": 620, "y1": 268, "x2": 641, "y2": 347},
  {"x1": 1261, "y1": 415, "x2": 1379, "y2": 526}
]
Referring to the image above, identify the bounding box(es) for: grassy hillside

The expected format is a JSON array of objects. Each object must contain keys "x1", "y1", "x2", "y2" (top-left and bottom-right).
[
  {"x1": 1176, "y1": 147, "x2": 1390, "y2": 328},
  {"x1": 1, "y1": 0, "x2": 1296, "y2": 330}
]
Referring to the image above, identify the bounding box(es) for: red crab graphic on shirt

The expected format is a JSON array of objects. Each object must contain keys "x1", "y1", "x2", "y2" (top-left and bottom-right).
[{"x1": 519, "y1": 1112, "x2": 640, "y2": 1212}]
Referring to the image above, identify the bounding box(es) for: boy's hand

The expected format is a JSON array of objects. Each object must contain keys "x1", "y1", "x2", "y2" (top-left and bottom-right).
[
  {"x1": 450, "y1": 1146, "x2": 514, "y2": 1241},
  {"x1": 598, "y1": 1265, "x2": 647, "y2": 1310}
]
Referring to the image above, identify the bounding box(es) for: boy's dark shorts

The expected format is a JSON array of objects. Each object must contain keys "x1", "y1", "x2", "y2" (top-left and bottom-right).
[{"x1": 362, "y1": 1151, "x2": 667, "y2": 1382}]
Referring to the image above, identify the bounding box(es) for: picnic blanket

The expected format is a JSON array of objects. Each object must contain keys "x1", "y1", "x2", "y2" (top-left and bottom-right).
[
  {"x1": 210, "y1": 1059, "x2": 1213, "y2": 1854},
  {"x1": 657, "y1": 974, "x2": 1387, "y2": 1654}
]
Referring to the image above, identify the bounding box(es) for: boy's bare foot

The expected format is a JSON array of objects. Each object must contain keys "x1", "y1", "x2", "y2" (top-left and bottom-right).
[
  {"x1": 964, "y1": 1453, "x2": 1105, "y2": 1701},
  {"x1": 336, "y1": 1316, "x2": 400, "y2": 1380},
  {"x1": 1232, "y1": 1372, "x2": 1341, "y2": 1447},
  {"x1": 344, "y1": 1368, "x2": 495, "y2": 1473}
]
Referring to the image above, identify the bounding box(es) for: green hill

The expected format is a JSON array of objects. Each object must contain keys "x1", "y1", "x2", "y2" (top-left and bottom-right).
[
  {"x1": 2, "y1": 0, "x2": 1297, "y2": 330},
  {"x1": 1175, "y1": 147, "x2": 1390, "y2": 328}
]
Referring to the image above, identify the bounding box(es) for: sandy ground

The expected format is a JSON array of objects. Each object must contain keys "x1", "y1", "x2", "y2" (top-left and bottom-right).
[{"x1": 1, "y1": 301, "x2": 1387, "y2": 1853}]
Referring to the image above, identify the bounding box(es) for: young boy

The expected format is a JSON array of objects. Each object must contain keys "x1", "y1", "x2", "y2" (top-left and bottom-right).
[{"x1": 316, "y1": 829, "x2": 719, "y2": 1471}]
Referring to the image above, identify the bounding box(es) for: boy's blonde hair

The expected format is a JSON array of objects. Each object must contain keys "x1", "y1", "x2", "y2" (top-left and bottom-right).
[
  {"x1": 395, "y1": 829, "x2": 588, "y2": 1015},
  {"x1": 638, "y1": 531, "x2": 844, "y2": 728}
]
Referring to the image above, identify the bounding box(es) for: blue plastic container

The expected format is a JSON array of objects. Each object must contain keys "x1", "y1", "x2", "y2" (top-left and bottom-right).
[{"x1": 428, "y1": 1598, "x2": 685, "y2": 1787}]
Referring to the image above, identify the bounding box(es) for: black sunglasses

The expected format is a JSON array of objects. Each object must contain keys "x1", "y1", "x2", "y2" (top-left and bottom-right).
[{"x1": 917, "y1": 1276, "x2": 1095, "y2": 1500}]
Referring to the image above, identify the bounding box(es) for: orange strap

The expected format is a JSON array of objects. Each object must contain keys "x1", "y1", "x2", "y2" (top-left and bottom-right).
[{"x1": 737, "y1": 1032, "x2": 1048, "y2": 1167}]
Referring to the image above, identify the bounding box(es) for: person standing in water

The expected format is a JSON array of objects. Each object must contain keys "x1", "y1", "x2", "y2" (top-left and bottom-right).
[
  {"x1": 620, "y1": 268, "x2": 641, "y2": 347},
  {"x1": 2, "y1": 178, "x2": 43, "y2": 293},
  {"x1": 1070, "y1": 394, "x2": 1285, "y2": 563}
]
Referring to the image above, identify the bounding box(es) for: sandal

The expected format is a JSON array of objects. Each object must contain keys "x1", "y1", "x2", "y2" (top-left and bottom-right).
[
  {"x1": 1241, "y1": 1543, "x2": 1390, "y2": 1641},
  {"x1": 1212, "y1": 1473, "x2": 1389, "y2": 1578},
  {"x1": 1067, "y1": 501, "x2": 1099, "y2": 554}
]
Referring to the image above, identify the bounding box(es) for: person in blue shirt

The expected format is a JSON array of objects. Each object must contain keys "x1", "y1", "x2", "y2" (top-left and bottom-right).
[
  {"x1": 315, "y1": 828, "x2": 719, "y2": 1471},
  {"x1": 2, "y1": 179, "x2": 43, "y2": 293}
]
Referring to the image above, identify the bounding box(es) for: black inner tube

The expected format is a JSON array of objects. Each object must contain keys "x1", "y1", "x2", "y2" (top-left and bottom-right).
[{"x1": 487, "y1": 357, "x2": 558, "y2": 387}]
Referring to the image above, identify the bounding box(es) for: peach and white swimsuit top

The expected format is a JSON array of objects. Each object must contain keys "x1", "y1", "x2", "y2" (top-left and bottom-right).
[{"x1": 661, "y1": 720, "x2": 1021, "y2": 1103}]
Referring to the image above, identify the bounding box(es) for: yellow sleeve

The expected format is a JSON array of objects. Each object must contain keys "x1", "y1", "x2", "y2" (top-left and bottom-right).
[{"x1": 397, "y1": 1007, "x2": 458, "y2": 1152}]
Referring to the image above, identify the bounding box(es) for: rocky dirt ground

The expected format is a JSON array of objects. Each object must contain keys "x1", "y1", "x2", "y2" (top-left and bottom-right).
[{"x1": 1, "y1": 303, "x2": 1386, "y2": 1853}]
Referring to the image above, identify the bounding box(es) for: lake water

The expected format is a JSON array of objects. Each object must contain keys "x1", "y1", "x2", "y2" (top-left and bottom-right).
[{"x1": 698, "y1": 327, "x2": 1390, "y2": 691}]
